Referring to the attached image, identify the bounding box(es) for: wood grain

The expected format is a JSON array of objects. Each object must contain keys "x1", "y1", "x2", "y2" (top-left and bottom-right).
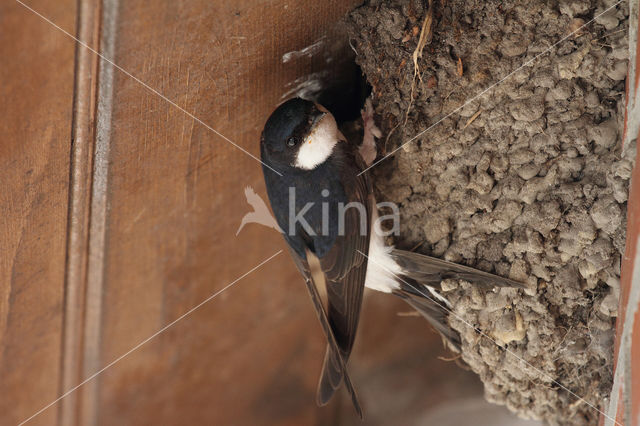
[
  {"x1": 60, "y1": 0, "x2": 101, "y2": 424},
  {"x1": 0, "y1": 1, "x2": 76, "y2": 425},
  {"x1": 88, "y1": 0, "x2": 360, "y2": 425}
]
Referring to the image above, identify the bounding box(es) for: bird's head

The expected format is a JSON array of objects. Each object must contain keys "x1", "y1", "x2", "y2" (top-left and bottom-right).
[{"x1": 261, "y1": 98, "x2": 341, "y2": 171}]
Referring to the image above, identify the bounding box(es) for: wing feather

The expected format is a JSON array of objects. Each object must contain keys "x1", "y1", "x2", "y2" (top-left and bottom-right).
[
  {"x1": 316, "y1": 149, "x2": 373, "y2": 407},
  {"x1": 286, "y1": 145, "x2": 372, "y2": 416}
]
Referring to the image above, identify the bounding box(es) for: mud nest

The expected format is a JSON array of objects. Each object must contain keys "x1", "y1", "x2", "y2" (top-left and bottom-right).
[{"x1": 347, "y1": 0, "x2": 631, "y2": 424}]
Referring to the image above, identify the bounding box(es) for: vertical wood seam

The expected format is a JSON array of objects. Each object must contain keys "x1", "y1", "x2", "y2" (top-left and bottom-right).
[
  {"x1": 59, "y1": 0, "x2": 102, "y2": 425},
  {"x1": 79, "y1": 1, "x2": 119, "y2": 425}
]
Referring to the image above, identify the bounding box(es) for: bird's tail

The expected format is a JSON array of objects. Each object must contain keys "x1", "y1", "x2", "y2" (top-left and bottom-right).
[
  {"x1": 390, "y1": 249, "x2": 525, "y2": 351},
  {"x1": 317, "y1": 346, "x2": 345, "y2": 405}
]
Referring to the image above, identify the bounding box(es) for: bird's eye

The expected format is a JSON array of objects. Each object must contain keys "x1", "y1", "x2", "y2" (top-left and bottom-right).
[{"x1": 287, "y1": 137, "x2": 297, "y2": 147}]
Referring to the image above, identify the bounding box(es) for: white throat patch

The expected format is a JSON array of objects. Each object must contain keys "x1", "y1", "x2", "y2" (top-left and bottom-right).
[{"x1": 293, "y1": 116, "x2": 340, "y2": 170}]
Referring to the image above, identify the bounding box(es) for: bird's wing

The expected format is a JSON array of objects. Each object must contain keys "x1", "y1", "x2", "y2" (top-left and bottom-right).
[
  {"x1": 286, "y1": 149, "x2": 372, "y2": 418},
  {"x1": 391, "y1": 249, "x2": 526, "y2": 289},
  {"x1": 315, "y1": 152, "x2": 373, "y2": 410},
  {"x1": 289, "y1": 246, "x2": 362, "y2": 418}
]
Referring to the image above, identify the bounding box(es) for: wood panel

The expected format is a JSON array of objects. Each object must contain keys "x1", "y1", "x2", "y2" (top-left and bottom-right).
[
  {"x1": 606, "y1": 3, "x2": 640, "y2": 423},
  {"x1": 88, "y1": 1, "x2": 360, "y2": 425},
  {"x1": 0, "y1": 1, "x2": 76, "y2": 425}
]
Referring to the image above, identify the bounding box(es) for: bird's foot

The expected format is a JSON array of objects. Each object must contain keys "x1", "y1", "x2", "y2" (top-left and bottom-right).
[{"x1": 360, "y1": 98, "x2": 381, "y2": 167}]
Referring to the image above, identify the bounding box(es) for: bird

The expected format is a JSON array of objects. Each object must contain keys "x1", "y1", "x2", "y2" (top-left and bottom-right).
[
  {"x1": 235, "y1": 186, "x2": 283, "y2": 236},
  {"x1": 259, "y1": 97, "x2": 523, "y2": 418}
]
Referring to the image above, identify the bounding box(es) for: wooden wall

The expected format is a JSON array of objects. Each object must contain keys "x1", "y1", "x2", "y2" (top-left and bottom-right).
[
  {"x1": 1, "y1": 0, "x2": 360, "y2": 424},
  {"x1": 606, "y1": 2, "x2": 640, "y2": 423},
  {"x1": 0, "y1": 1, "x2": 76, "y2": 425}
]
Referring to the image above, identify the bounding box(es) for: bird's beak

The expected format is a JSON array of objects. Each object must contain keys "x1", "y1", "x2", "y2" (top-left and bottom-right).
[
  {"x1": 307, "y1": 110, "x2": 328, "y2": 144},
  {"x1": 311, "y1": 111, "x2": 327, "y2": 130}
]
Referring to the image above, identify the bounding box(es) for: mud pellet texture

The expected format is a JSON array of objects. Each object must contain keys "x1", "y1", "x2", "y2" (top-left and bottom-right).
[{"x1": 348, "y1": 0, "x2": 631, "y2": 424}]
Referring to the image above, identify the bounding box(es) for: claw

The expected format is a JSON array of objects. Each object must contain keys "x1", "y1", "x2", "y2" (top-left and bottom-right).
[{"x1": 360, "y1": 98, "x2": 381, "y2": 166}]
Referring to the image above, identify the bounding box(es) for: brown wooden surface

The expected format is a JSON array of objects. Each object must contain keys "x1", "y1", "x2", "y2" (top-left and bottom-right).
[
  {"x1": 92, "y1": 1, "x2": 360, "y2": 424},
  {"x1": 607, "y1": 4, "x2": 640, "y2": 423},
  {"x1": 0, "y1": 1, "x2": 76, "y2": 425}
]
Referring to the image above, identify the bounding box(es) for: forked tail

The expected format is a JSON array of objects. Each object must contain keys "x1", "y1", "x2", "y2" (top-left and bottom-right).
[{"x1": 390, "y1": 249, "x2": 525, "y2": 351}]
